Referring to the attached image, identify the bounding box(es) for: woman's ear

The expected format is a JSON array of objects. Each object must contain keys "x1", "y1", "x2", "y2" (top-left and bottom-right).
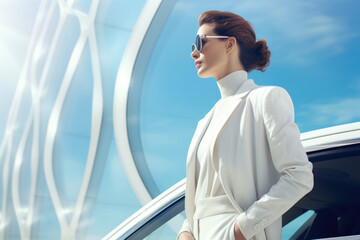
[{"x1": 226, "y1": 37, "x2": 237, "y2": 53}]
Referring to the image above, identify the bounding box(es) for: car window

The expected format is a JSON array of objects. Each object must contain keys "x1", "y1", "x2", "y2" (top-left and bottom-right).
[{"x1": 282, "y1": 210, "x2": 316, "y2": 239}]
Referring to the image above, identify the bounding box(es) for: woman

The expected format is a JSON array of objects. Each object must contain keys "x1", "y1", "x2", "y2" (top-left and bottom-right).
[{"x1": 177, "y1": 10, "x2": 314, "y2": 240}]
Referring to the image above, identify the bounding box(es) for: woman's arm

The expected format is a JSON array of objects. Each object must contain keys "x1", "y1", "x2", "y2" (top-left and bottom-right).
[
  {"x1": 177, "y1": 231, "x2": 194, "y2": 240},
  {"x1": 234, "y1": 221, "x2": 247, "y2": 240},
  {"x1": 177, "y1": 219, "x2": 194, "y2": 240},
  {"x1": 235, "y1": 87, "x2": 314, "y2": 239}
]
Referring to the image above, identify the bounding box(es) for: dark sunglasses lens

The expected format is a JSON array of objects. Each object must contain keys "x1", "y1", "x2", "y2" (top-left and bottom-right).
[
  {"x1": 196, "y1": 35, "x2": 201, "y2": 52},
  {"x1": 192, "y1": 44, "x2": 196, "y2": 52}
]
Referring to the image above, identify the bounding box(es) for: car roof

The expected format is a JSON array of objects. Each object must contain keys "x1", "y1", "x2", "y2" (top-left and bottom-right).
[{"x1": 301, "y1": 122, "x2": 360, "y2": 152}]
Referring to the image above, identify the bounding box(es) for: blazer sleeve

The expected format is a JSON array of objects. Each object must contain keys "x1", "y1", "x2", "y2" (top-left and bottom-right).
[
  {"x1": 235, "y1": 87, "x2": 314, "y2": 239},
  {"x1": 177, "y1": 219, "x2": 193, "y2": 240}
]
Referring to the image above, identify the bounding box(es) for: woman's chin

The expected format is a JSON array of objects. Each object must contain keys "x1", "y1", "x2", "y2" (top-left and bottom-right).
[
  {"x1": 197, "y1": 72, "x2": 206, "y2": 78},
  {"x1": 197, "y1": 68, "x2": 210, "y2": 78},
  {"x1": 198, "y1": 72, "x2": 213, "y2": 79}
]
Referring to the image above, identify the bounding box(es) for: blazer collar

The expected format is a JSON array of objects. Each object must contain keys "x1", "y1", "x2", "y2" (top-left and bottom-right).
[
  {"x1": 187, "y1": 79, "x2": 257, "y2": 166},
  {"x1": 198, "y1": 78, "x2": 256, "y2": 138}
]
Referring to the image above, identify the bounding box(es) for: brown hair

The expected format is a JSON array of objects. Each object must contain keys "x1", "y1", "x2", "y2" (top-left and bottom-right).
[{"x1": 199, "y1": 10, "x2": 271, "y2": 72}]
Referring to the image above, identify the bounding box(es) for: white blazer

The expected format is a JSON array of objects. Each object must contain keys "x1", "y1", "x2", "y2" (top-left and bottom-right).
[{"x1": 179, "y1": 79, "x2": 314, "y2": 240}]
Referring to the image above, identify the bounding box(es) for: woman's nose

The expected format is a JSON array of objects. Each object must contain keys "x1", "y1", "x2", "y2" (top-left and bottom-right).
[{"x1": 191, "y1": 49, "x2": 199, "y2": 59}]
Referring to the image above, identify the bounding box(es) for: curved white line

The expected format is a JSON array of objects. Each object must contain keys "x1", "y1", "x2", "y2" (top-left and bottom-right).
[
  {"x1": 0, "y1": 138, "x2": 12, "y2": 240},
  {"x1": 44, "y1": 0, "x2": 102, "y2": 238},
  {"x1": 11, "y1": 108, "x2": 34, "y2": 239},
  {"x1": 43, "y1": 32, "x2": 88, "y2": 238},
  {"x1": 113, "y1": 0, "x2": 163, "y2": 206},
  {"x1": 43, "y1": 1, "x2": 82, "y2": 237},
  {"x1": 28, "y1": 9, "x2": 60, "y2": 231},
  {"x1": 69, "y1": 0, "x2": 102, "y2": 233},
  {"x1": 0, "y1": 0, "x2": 52, "y2": 239}
]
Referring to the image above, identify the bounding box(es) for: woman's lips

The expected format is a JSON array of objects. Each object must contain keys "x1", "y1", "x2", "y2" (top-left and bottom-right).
[{"x1": 195, "y1": 62, "x2": 202, "y2": 69}]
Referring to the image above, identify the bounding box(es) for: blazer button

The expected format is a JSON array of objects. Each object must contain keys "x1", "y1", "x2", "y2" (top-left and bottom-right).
[
  {"x1": 261, "y1": 219, "x2": 267, "y2": 226},
  {"x1": 254, "y1": 224, "x2": 261, "y2": 232}
]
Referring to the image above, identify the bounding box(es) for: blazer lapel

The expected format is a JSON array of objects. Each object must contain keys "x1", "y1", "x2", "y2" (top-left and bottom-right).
[
  {"x1": 209, "y1": 79, "x2": 257, "y2": 172},
  {"x1": 185, "y1": 107, "x2": 214, "y2": 227},
  {"x1": 186, "y1": 109, "x2": 214, "y2": 167}
]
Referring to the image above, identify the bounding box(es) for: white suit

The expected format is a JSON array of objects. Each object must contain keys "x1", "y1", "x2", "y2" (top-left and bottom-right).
[{"x1": 178, "y1": 75, "x2": 314, "y2": 240}]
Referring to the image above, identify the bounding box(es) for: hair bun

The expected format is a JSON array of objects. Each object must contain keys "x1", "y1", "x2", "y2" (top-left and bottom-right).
[{"x1": 255, "y1": 39, "x2": 271, "y2": 72}]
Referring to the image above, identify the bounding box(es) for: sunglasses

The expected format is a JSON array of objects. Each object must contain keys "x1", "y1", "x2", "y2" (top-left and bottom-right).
[{"x1": 192, "y1": 34, "x2": 230, "y2": 52}]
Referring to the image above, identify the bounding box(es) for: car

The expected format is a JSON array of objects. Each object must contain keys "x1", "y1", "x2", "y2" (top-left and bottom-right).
[{"x1": 103, "y1": 122, "x2": 360, "y2": 240}]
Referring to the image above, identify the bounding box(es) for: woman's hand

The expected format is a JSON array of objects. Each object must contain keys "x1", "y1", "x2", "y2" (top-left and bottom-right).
[
  {"x1": 177, "y1": 231, "x2": 195, "y2": 240},
  {"x1": 234, "y1": 222, "x2": 246, "y2": 240}
]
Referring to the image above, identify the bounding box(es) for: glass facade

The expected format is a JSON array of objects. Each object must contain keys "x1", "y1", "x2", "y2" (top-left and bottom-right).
[
  {"x1": 1, "y1": 0, "x2": 359, "y2": 239},
  {"x1": 0, "y1": 0, "x2": 146, "y2": 239}
]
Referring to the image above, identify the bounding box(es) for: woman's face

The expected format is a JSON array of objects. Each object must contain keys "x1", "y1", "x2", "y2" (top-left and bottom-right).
[{"x1": 191, "y1": 23, "x2": 228, "y2": 79}]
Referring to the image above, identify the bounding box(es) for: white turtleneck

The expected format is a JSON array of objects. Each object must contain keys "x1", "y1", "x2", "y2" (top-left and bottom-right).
[
  {"x1": 194, "y1": 70, "x2": 248, "y2": 203},
  {"x1": 216, "y1": 70, "x2": 248, "y2": 99}
]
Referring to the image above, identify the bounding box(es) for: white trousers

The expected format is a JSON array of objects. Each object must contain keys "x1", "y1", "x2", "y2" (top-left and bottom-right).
[{"x1": 193, "y1": 195, "x2": 238, "y2": 240}]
